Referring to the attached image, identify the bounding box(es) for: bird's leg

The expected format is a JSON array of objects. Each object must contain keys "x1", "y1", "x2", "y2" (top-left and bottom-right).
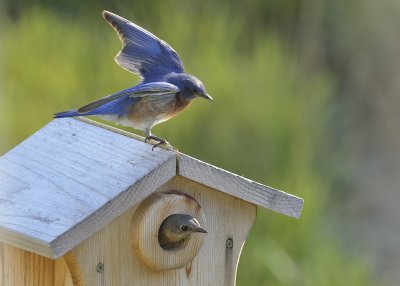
[
  {"x1": 144, "y1": 134, "x2": 169, "y2": 150},
  {"x1": 143, "y1": 129, "x2": 173, "y2": 151},
  {"x1": 151, "y1": 136, "x2": 167, "y2": 151}
]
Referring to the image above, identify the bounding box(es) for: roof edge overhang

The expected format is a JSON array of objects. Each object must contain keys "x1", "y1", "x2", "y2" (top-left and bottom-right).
[
  {"x1": 80, "y1": 118, "x2": 303, "y2": 219},
  {"x1": 0, "y1": 118, "x2": 303, "y2": 259}
]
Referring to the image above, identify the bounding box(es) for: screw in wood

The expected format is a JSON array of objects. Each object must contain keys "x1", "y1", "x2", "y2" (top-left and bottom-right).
[
  {"x1": 96, "y1": 262, "x2": 104, "y2": 273},
  {"x1": 226, "y1": 238, "x2": 233, "y2": 248}
]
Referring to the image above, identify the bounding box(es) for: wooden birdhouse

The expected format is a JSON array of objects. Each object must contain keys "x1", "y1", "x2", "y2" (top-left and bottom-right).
[{"x1": 0, "y1": 118, "x2": 303, "y2": 285}]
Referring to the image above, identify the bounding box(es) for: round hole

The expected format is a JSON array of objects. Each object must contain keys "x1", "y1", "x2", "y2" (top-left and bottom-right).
[
  {"x1": 158, "y1": 214, "x2": 192, "y2": 251},
  {"x1": 131, "y1": 191, "x2": 207, "y2": 271}
]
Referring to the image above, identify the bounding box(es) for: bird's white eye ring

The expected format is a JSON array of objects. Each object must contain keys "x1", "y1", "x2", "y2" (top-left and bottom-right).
[{"x1": 180, "y1": 225, "x2": 189, "y2": 231}]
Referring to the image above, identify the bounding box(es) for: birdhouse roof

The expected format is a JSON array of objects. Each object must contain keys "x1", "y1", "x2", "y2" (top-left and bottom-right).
[{"x1": 0, "y1": 118, "x2": 303, "y2": 259}]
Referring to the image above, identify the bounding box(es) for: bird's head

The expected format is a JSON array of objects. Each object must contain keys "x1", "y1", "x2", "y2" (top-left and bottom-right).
[
  {"x1": 167, "y1": 73, "x2": 213, "y2": 101},
  {"x1": 158, "y1": 214, "x2": 207, "y2": 246}
]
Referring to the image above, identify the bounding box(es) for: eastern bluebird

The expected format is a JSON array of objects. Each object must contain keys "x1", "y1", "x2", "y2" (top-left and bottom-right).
[
  {"x1": 54, "y1": 11, "x2": 212, "y2": 149},
  {"x1": 158, "y1": 214, "x2": 207, "y2": 250}
]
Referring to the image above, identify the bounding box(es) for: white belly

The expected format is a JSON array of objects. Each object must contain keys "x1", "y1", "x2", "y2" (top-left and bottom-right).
[{"x1": 96, "y1": 114, "x2": 152, "y2": 132}]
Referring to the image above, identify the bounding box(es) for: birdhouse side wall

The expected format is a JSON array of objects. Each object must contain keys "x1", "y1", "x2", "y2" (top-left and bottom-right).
[{"x1": 0, "y1": 242, "x2": 73, "y2": 286}]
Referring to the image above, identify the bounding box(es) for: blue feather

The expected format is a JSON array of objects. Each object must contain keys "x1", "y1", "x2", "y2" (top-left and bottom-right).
[
  {"x1": 54, "y1": 110, "x2": 81, "y2": 118},
  {"x1": 54, "y1": 96, "x2": 139, "y2": 118},
  {"x1": 102, "y1": 11, "x2": 184, "y2": 81},
  {"x1": 54, "y1": 82, "x2": 180, "y2": 118},
  {"x1": 54, "y1": 11, "x2": 210, "y2": 141},
  {"x1": 85, "y1": 96, "x2": 139, "y2": 115}
]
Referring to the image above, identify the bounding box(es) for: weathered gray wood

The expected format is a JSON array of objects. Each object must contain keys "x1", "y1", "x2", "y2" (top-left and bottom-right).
[
  {"x1": 0, "y1": 118, "x2": 176, "y2": 258},
  {"x1": 0, "y1": 117, "x2": 303, "y2": 259},
  {"x1": 76, "y1": 119, "x2": 303, "y2": 218},
  {"x1": 178, "y1": 154, "x2": 304, "y2": 218}
]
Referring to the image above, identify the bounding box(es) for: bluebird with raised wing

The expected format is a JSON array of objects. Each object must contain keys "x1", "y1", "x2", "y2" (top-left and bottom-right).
[{"x1": 55, "y1": 11, "x2": 212, "y2": 149}]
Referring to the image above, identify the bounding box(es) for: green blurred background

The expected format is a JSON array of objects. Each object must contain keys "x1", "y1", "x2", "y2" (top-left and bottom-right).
[{"x1": 2, "y1": 1, "x2": 399, "y2": 285}]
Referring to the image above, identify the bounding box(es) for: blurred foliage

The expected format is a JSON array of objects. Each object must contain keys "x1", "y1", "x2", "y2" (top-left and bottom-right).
[{"x1": 0, "y1": 1, "x2": 377, "y2": 285}]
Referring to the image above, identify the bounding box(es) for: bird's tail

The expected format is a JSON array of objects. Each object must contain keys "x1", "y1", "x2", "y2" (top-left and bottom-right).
[{"x1": 54, "y1": 110, "x2": 81, "y2": 118}]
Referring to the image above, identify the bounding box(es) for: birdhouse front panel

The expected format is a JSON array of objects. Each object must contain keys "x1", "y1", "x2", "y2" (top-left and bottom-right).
[{"x1": 67, "y1": 176, "x2": 256, "y2": 286}]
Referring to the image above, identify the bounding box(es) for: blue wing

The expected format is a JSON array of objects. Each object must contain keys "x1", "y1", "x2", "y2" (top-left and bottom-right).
[
  {"x1": 54, "y1": 82, "x2": 180, "y2": 118},
  {"x1": 102, "y1": 11, "x2": 185, "y2": 82}
]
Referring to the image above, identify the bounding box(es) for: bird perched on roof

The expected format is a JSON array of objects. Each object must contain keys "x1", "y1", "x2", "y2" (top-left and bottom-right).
[
  {"x1": 158, "y1": 214, "x2": 207, "y2": 250},
  {"x1": 55, "y1": 11, "x2": 212, "y2": 150}
]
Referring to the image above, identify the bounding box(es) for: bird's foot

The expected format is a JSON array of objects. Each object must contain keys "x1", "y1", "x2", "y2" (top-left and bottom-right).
[
  {"x1": 145, "y1": 135, "x2": 170, "y2": 151},
  {"x1": 152, "y1": 140, "x2": 167, "y2": 151}
]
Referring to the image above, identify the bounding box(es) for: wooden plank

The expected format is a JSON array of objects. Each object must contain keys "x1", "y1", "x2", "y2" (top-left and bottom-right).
[
  {"x1": 0, "y1": 242, "x2": 74, "y2": 286},
  {"x1": 178, "y1": 154, "x2": 304, "y2": 218},
  {"x1": 0, "y1": 242, "x2": 52, "y2": 286},
  {"x1": 0, "y1": 116, "x2": 303, "y2": 261},
  {"x1": 62, "y1": 252, "x2": 84, "y2": 286},
  {"x1": 0, "y1": 118, "x2": 176, "y2": 258},
  {"x1": 54, "y1": 257, "x2": 74, "y2": 286},
  {"x1": 50, "y1": 155, "x2": 176, "y2": 258},
  {"x1": 81, "y1": 118, "x2": 304, "y2": 219},
  {"x1": 70, "y1": 176, "x2": 256, "y2": 285}
]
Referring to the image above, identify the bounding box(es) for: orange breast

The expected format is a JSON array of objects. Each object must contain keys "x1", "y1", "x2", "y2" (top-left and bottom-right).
[
  {"x1": 127, "y1": 94, "x2": 191, "y2": 126},
  {"x1": 170, "y1": 94, "x2": 191, "y2": 116}
]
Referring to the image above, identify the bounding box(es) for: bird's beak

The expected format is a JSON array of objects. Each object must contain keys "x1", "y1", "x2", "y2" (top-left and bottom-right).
[
  {"x1": 199, "y1": 92, "x2": 213, "y2": 101},
  {"x1": 193, "y1": 226, "x2": 208, "y2": 233}
]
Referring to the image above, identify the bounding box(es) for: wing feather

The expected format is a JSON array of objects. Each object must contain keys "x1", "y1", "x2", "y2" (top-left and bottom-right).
[
  {"x1": 77, "y1": 82, "x2": 180, "y2": 114},
  {"x1": 102, "y1": 11, "x2": 184, "y2": 82}
]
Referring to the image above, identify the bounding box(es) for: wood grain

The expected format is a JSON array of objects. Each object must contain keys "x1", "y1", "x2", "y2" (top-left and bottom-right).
[
  {"x1": 0, "y1": 242, "x2": 73, "y2": 286},
  {"x1": 0, "y1": 118, "x2": 176, "y2": 258},
  {"x1": 131, "y1": 191, "x2": 206, "y2": 271},
  {"x1": 0, "y1": 117, "x2": 303, "y2": 261},
  {"x1": 63, "y1": 251, "x2": 84, "y2": 286},
  {"x1": 70, "y1": 176, "x2": 256, "y2": 285},
  {"x1": 179, "y1": 154, "x2": 304, "y2": 218}
]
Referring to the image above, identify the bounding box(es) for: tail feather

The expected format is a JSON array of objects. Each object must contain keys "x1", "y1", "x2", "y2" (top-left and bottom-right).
[
  {"x1": 54, "y1": 110, "x2": 81, "y2": 118},
  {"x1": 54, "y1": 91, "x2": 141, "y2": 119}
]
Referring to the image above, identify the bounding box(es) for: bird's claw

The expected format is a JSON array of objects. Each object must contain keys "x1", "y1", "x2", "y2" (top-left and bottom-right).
[
  {"x1": 152, "y1": 140, "x2": 167, "y2": 151},
  {"x1": 145, "y1": 136, "x2": 170, "y2": 151}
]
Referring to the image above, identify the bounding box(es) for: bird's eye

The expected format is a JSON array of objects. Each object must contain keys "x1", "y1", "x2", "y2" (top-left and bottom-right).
[
  {"x1": 191, "y1": 89, "x2": 196, "y2": 94},
  {"x1": 180, "y1": 225, "x2": 189, "y2": 231}
]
